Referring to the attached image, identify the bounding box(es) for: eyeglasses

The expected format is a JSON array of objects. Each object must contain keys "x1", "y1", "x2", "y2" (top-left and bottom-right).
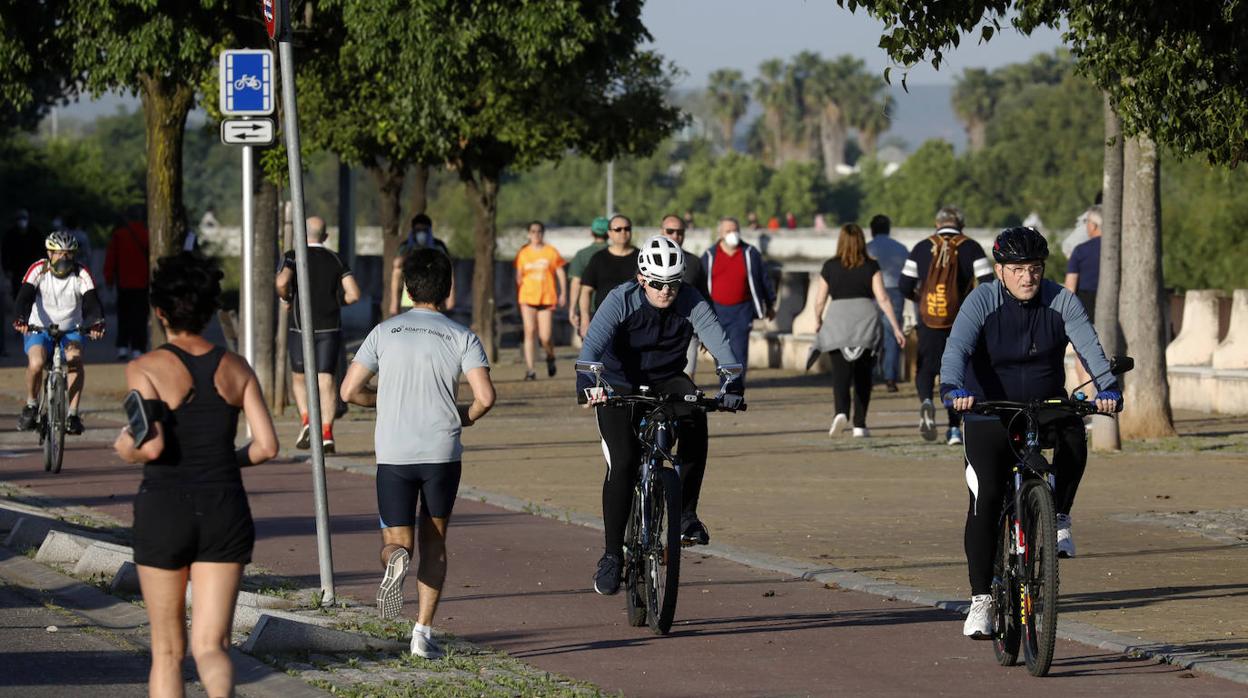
[
  {"x1": 662, "y1": 227, "x2": 685, "y2": 235},
  {"x1": 644, "y1": 278, "x2": 681, "y2": 292},
  {"x1": 1003, "y1": 263, "x2": 1045, "y2": 277},
  {"x1": 610, "y1": 226, "x2": 632, "y2": 233}
]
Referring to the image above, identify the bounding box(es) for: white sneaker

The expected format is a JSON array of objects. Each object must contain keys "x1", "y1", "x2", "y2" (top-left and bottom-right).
[
  {"x1": 919, "y1": 400, "x2": 937, "y2": 441},
  {"x1": 1057, "y1": 514, "x2": 1076, "y2": 558},
  {"x1": 376, "y1": 548, "x2": 410, "y2": 619},
  {"x1": 852, "y1": 427, "x2": 870, "y2": 437},
  {"x1": 410, "y1": 630, "x2": 443, "y2": 659},
  {"x1": 963, "y1": 594, "x2": 994, "y2": 639},
  {"x1": 828, "y1": 413, "x2": 848, "y2": 436}
]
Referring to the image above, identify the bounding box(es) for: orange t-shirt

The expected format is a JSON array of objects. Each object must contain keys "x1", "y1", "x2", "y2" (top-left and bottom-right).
[{"x1": 515, "y1": 244, "x2": 566, "y2": 307}]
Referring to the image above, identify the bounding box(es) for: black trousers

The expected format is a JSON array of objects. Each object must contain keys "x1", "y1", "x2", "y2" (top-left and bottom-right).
[
  {"x1": 829, "y1": 349, "x2": 874, "y2": 428},
  {"x1": 115, "y1": 288, "x2": 149, "y2": 352},
  {"x1": 916, "y1": 324, "x2": 960, "y2": 428},
  {"x1": 962, "y1": 415, "x2": 1087, "y2": 594},
  {"x1": 595, "y1": 374, "x2": 708, "y2": 557}
]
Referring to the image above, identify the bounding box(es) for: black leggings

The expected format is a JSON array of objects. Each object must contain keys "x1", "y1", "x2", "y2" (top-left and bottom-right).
[
  {"x1": 916, "y1": 324, "x2": 960, "y2": 428},
  {"x1": 829, "y1": 349, "x2": 874, "y2": 428},
  {"x1": 962, "y1": 415, "x2": 1087, "y2": 594},
  {"x1": 595, "y1": 374, "x2": 708, "y2": 557}
]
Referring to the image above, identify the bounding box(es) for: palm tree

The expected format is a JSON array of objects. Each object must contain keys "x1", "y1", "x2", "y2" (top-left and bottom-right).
[
  {"x1": 952, "y1": 67, "x2": 1000, "y2": 152},
  {"x1": 754, "y1": 58, "x2": 791, "y2": 167},
  {"x1": 845, "y1": 69, "x2": 894, "y2": 160},
  {"x1": 706, "y1": 68, "x2": 749, "y2": 153}
]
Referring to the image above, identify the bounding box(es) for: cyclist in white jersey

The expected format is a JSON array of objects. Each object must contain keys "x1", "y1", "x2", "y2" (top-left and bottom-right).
[{"x1": 14, "y1": 231, "x2": 105, "y2": 434}]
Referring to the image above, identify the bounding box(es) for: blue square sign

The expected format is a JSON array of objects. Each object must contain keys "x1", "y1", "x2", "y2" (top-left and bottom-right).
[{"x1": 219, "y1": 49, "x2": 274, "y2": 116}]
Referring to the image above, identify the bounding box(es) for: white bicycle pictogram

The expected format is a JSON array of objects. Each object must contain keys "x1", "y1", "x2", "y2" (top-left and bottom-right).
[{"x1": 234, "y1": 74, "x2": 261, "y2": 90}]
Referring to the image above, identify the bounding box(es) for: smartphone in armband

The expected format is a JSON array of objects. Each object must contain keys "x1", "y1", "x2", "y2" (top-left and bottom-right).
[{"x1": 123, "y1": 390, "x2": 151, "y2": 446}]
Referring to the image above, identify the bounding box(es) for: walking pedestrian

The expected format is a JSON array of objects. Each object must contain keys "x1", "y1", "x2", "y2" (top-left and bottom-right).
[
  {"x1": 275, "y1": 216, "x2": 361, "y2": 453},
  {"x1": 899, "y1": 206, "x2": 994, "y2": 445},
  {"x1": 566, "y1": 216, "x2": 610, "y2": 336},
  {"x1": 113, "y1": 251, "x2": 278, "y2": 698},
  {"x1": 812, "y1": 224, "x2": 906, "y2": 437},
  {"x1": 103, "y1": 211, "x2": 150, "y2": 360},
  {"x1": 656, "y1": 214, "x2": 710, "y2": 379},
  {"x1": 340, "y1": 247, "x2": 496, "y2": 659},
  {"x1": 1064, "y1": 205, "x2": 1102, "y2": 388},
  {"x1": 514, "y1": 221, "x2": 567, "y2": 380},
  {"x1": 3, "y1": 208, "x2": 45, "y2": 299},
  {"x1": 701, "y1": 216, "x2": 776, "y2": 388},
  {"x1": 388, "y1": 214, "x2": 454, "y2": 317},
  {"x1": 866, "y1": 214, "x2": 909, "y2": 392},
  {"x1": 577, "y1": 214, "x2": 639, "y2": 337}
]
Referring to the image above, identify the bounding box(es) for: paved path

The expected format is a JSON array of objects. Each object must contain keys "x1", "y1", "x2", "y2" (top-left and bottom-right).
[{"x1": 0, "y1": 441, "x2": 1241, "y2": 697}]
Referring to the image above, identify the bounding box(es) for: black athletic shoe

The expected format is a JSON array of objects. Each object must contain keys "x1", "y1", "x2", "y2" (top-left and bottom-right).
[
  {"x1": 593, "y1": 553, "x2": 622, "y2": 595},
  {"x1": 680, "y1": 511, "x2": 710, "y2": 546},
  {"x1": 17, "y1": 405, "x2": 37, "y2": 432},
  {"x1": 524, "y1": 371, "x2": 537, "y2": 382},
  {"x1": 66, "y1": 415, "x2": 84, "y2": 435},
  {"x1": 546, "y1": 355, "x2": 557, "y2": 377}
]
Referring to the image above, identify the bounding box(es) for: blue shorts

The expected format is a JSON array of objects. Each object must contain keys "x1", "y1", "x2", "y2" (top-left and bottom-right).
[{"x1": 24, "y1": 330, "x2": 84, "y2": 356}]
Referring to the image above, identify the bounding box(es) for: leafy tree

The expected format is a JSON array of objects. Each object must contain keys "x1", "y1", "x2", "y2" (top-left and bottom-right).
[
  {"x1": 706, "y1": 69, "x2": 750, "y2": 153},
  {"x1": 0, "y1": 1, "x2": 77, "y2": 133},
  {"x1": 951, "y1": 68, "x2": 999, "y2": 152}
]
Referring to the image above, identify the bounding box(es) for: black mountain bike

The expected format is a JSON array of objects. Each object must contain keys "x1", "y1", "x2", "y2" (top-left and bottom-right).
[
  {"x1": 27, "y1": 324, "x2": 79, "y2": 474},
  {"x1": 970, "y1": 357, "x2": 1133, "y2": 677},
  {"x1": 577, "y1": 361, "x2": 745, "y2": 635}
]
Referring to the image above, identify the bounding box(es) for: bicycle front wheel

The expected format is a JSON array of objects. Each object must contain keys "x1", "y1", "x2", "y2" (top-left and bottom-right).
[
  {"x1": 623, "y1": 488, "x2": 647, "y2": 627},
  {"x1": 644, "y1": 467, "x2": 682, "y2": 635},
  {"x1": 47, "y1": 373, "x2": 66, "y2": 474},
  {"x1": 992, "y1": 514, "x2": 1021, "y2": 666},
  {"x1": 1019, "y1": 479, "x2": 1059, "y2": 676}
]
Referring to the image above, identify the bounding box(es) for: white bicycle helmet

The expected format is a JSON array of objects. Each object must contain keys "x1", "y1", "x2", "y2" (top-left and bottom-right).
[
  {"x1": 637, "y1": 235, "x2": 685, "y2": 282},
  {"x1": 45, "y1": 230, "x2": 79, "y2": 252}
]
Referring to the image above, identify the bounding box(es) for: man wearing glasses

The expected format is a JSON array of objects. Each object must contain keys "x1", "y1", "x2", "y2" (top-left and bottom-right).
[
  {"x1": 939, "y1": 226, "x2": 1121, "y2": 637},
  {"x1": 576, "y1": 214, "x2": 639, "y2": 337},
  {"x1": 658, "y1": 214, "x2": 709, "y2": 378}
]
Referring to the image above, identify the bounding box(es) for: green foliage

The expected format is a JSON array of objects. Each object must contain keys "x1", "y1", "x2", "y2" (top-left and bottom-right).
[
  {"x1": 0, "y1": 1, "x2": 75, "y2": 132},
  {"x1": 1161, "y1": 155, "x2": 1248, "y2": 291}
]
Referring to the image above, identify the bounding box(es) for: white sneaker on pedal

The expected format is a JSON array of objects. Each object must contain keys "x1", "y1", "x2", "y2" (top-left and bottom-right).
[
  {"x1": 963, "y1": 594, "x2": 994, "y2": 640},
  {"x1": 1057, "y1": 513, "x2": 1076, "y2": 558},
  {"x1": 828, "y1": 413, "x2": 848, "y2": 436}
]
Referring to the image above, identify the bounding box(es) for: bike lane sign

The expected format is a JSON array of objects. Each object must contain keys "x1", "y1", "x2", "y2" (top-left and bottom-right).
[{"x1": 219, "y1": 49, "x2": 274, "y2": 116}]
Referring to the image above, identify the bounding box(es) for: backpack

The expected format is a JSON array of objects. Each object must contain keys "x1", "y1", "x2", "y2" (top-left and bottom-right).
[{"x1": 918, "y1": 233, "x2": 968, "y2": 329}]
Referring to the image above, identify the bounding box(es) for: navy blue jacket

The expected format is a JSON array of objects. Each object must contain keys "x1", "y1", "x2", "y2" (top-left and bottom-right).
[
  {"x1": 940, "y1": 279, "x2": 1116, "y2": 402},
  {"x1": 702, "y1": 241, "x2": 776, "y2": 319},
  {"x1": 576, "y1": 282, "x2": 738, "y2": 397}
]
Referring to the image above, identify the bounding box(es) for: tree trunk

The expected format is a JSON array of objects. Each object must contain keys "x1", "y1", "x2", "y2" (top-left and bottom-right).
[
  {"x1": 408, "y1": 164, "x2": 430, "y2": 219},
  {"x1": 860, "y1": 130, "x2": 878, "y2": 159},
  {"x1": 967, "y1": 119, "x2": 987, "y2": 152},
  {"x1": 370, "y1": 162, "x2": 405, "y2": 319},
  {"x1": 1118, "y1": 132, "x2": 1176, "y2": 438},
  {"x1": 139, "y1": 75, "x2": 194, "y2": 346},
  {"x1": 463, "y1": 170, "x2": 499, "y2": 363},
  {"x1": 764, "y1": 109, "x2": 784, "y2": 167},
  {"x1": 819, "y1": 106, "x2": 847, "y2": 180},
  {"x1": 275, "y1": 200, "x2": 293, "y2": 413},
  {"x1": 719, "y1": 117, "x2": 735, "y2": 152},
  {"x1": 1093, "y1": 94, "x2": 1124, "y2": 451},
  {"x1": 252, "y1": 168, "x2": 279, "y2": 403}
]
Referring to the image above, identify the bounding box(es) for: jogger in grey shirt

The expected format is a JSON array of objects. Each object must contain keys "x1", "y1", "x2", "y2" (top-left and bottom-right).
[{"x1": 341, "y1": 248, "x2": 496, "y2": 659}]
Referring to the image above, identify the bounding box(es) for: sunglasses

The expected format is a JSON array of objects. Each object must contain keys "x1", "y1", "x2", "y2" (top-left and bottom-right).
[
  {"x1": 610, "y1": 226, "x2": 632, "y2": 233},
  {"x1": 644, "y1": 278, "x2": 681, "y2": 292},
  {"x1": 662, "y1": 227, "x2": 685, "y2": 235}
]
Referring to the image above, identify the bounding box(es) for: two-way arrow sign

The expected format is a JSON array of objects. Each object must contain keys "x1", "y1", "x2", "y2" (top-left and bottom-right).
[{"x1": 220, "y1": 118, "x2": 276, "y2": 146}]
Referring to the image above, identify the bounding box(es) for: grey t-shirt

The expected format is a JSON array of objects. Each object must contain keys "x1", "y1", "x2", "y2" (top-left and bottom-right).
[{"x1": 352, "y1": 308, "x2": 489, "y2": 465}]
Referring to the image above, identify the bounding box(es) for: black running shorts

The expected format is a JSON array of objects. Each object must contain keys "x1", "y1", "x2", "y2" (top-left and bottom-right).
[
  {"x1": 288, "y1": 329, "x2": 342, "y2": 375},
  {"x1": 376, "y1": 462, "x2": 462, "y2": 526},
  {"x1": 132, "y1": 485, "x2": 255, "y2": 569}
]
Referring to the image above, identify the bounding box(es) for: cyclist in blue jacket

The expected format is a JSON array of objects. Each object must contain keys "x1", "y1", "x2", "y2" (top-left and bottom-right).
[
  {"x1": 939, "y1": 227, "x2": 1122, "y2": 639},
  {"x1": 577, "y1": 235, "x2": 743, "y2": 596}
]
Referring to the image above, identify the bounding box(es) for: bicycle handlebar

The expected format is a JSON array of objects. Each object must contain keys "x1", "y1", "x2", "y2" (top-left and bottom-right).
[
  {"x1": 24, "y1": 324, "x2": 86, "y2": 338},
  {"x1": 970, "y1": 398, "x2": 1099, "y2": 418},
  {"x1": 601, "y1": 393, "x2": 747, "y2": 413}
]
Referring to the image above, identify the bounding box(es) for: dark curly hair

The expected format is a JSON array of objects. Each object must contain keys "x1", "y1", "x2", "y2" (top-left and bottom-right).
[
  {"x1": 150, "y1": 251, "x2": 224, "y2": 333},
  {"x1": 403, "y1": 247, "x2": 453, "y2": 306}
]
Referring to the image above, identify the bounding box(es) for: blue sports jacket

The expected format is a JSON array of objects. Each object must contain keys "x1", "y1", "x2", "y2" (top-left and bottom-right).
[
  {"x1": 940, "y1": 278, "x2": 1116, "y2": 402},
  {"x1": 576, "y1": 281, "x2": 739, "y2": 397}
]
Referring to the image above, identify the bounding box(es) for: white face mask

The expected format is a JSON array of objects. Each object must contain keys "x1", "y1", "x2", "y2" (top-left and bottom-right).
[{"x1": 723, "y1": 232, "x2": 741, "y2": 248}]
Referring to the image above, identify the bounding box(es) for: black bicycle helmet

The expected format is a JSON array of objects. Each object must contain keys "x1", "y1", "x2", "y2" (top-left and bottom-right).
[{"x1": 992, "y1": 226, "x2": 1049, "y2": 263}]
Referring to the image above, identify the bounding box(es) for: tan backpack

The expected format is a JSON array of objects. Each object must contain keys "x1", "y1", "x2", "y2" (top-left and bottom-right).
[{"x1": 918, "y1": 233, "x2": 968, "y2": 329}]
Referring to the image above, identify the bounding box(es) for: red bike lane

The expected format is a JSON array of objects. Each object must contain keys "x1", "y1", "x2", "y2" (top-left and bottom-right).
[{"x1": 0, "y1": 440, "x2": 1240, "y2": 697}]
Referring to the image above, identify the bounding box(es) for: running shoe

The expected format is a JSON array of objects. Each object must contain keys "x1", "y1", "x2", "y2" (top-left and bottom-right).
[
  {"x1": 919, "y1": 399, "x2": 937, "y2": 441},
  {"x1": 546, "y1": 355, "x2": 557, "y2": 377},
  {"x1": 376, "y1": 548, "x2": 410, "y2": 619},
  {"x1": 66, "y1": 415, "x2": 84, "y2": 435},
  {"x1": 828, "y1": 412, "x2": 848, "y2": 437},
  {"x1": 852, "y1": 427, "x2": 870, "y2": 438},
  {"x1": 411, "y1": 631, "x2": 444, "y2": 659},
  {"x1": 17, "y1": 405, "x2": 37, "y2": 432},
  {"x1": 946, "y1": 426, "x2": 963, "y2": 446},
  {"x1": 1057, "y1": 513, "x2": 1076, "y2": 558},
  {"x1": 593, "y1": 552, "x2": 622, "y2": 595},
  {"x1": 963, "y1": 594, "x2": 994, "y2": 639},
  {"x1": 885, "y1": 380, "x2": 898, "y2": 393},
  {"x1": 524, "y1": 371, "x2": 537, "y2": 382},
  {"x1": 322, "y1": 433, "x2": 335, "y2": 455},
  {"x1": 295, "y1": 423, "x2": 311, "y2": 450},
  {"x1": 680, "y1": 511, "x2": 711, "y2": 546}
]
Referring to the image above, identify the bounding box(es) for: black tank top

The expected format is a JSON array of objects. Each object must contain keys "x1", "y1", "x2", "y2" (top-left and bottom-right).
[{"x1": 142, "y1": 344, "x2": 242, "y2": 487}]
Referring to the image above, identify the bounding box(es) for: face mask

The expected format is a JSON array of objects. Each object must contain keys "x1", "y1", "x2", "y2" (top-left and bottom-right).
[
  {"x1": 723, "y1": 232, "x2": 741, "y2": 249},
  {"x1": 52, "y1": 258, "x2": 74, "y2": 276},
  {"x1": 413, "y1": 230, "x2": 432, "y2": 247},
  {"x1": 16, "y1": 218, "x2": 28, "y2": 230}
]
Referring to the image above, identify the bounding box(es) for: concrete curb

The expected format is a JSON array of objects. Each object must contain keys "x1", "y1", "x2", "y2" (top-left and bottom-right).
[
  {"x1": 73, "y1": 540, "x2": 134, "y2": 578},
  {"x1": 35, "y1": 529, "x2": 106, "y2": 565},
  {"x1": 242, "y1": 613, "x2": 407, "y2": 655}
]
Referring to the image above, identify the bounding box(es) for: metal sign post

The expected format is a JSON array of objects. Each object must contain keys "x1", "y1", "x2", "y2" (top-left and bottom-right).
[{"x1": 274, "y1": 5, "x2": 336, "y2": 604}]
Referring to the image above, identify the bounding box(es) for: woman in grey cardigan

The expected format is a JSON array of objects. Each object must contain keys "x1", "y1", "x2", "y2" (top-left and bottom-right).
[{"x1": 812, "y1": 224, "x2": 906, "y2": 436}]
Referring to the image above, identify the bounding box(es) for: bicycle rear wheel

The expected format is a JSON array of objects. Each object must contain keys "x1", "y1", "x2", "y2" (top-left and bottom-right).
[
  {"x1": 992, "y1": 514, "x2": 1021, "y2": 666},
  {"x1": 644, "y1": 467, "x2": 682, "y2": 635},
  {"x1": 624, "y1": 488, "x2": 647, "y2": 627},
  {"x1": 1019, "y1": 479, "x2": 1059, "y2": 676},
  {"x1": 47, "y1": 373, "x2": 66, "y2": 474}
]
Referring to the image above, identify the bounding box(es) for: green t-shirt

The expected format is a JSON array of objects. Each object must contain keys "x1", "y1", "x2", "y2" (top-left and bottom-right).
[{"x1": 568, "y1": 240, "x2": 608, "y2": 279}]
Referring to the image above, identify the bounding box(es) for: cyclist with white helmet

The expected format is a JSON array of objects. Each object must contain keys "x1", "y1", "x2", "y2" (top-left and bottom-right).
[
  {"x1": 577, "y1": 235, "x2": 744, "y2": 596},
  {"x1": 14, "y1": 231, "x2": 106, "y2": 434}
]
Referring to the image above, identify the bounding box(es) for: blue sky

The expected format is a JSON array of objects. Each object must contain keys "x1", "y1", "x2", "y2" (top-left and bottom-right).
[{"x1": 642, "y1": 1, "x2": 1065, "y2": 87}]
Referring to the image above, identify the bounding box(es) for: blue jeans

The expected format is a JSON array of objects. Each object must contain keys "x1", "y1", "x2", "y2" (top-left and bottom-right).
[
  {"x1": 878, "y1": 287, "x2": 904, "y2": 382},
  {"x1": 712, "y1": 301, "x2": 754, "y2": 389}
]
